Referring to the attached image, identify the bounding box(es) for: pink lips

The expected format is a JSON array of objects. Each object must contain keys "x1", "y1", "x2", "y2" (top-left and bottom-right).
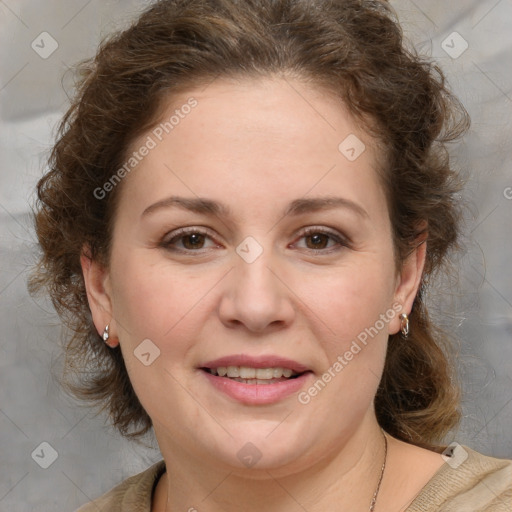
[{"x1": 199, "y1": 354, "x2": 312, "y2": 405}]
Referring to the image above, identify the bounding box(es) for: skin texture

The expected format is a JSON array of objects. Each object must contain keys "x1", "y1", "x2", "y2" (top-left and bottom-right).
[{"x1": 81, "y1": 77, "x2": 444, "y2": 511}]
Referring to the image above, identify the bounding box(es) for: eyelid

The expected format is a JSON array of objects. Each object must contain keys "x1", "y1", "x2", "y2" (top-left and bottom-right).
[
  {"x1": 162, "y1": 225, "x2": 217, "y2": 241},
  {"x1": 295, "y1": 226, "x2": 351, "y2": 246},
  {"x1": 160, "y1": 225, "x2": 351, "y2": 254},
  {"x1": 161, "y1": 226, "x2": 222, "y2": 252}
]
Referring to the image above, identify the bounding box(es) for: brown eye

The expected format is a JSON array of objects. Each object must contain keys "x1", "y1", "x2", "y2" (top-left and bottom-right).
[
  {"x1": 292, "y1": 227, "x2": 349, "y2": 253},
  {"x1": 304, "y1": 233, "x2": 330, "y2": 250},
  {"x1": 181, "y1": 233, "x2": 206, "y2": 249},
  {"x1": 162, "y1": 228, "x2": 219, "y2": 253}
]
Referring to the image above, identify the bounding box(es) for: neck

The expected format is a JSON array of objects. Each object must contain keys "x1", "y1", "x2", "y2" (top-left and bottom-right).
[{"x1": 154, "y1": 415, "x2": 389, "y2": 512}]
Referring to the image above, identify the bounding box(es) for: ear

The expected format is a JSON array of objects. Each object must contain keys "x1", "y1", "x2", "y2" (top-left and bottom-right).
[
  {"x1": 389, "y1": 238, "x2": 427, "y2": 335},
  {"x1": 80, "y1": 245, "x2": 119, "y2": 348}
]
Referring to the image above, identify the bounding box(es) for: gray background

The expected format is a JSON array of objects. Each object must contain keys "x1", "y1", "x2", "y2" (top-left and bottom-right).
[{"x1": 0, "y1": 1, "x2": 511, "y2": 510}]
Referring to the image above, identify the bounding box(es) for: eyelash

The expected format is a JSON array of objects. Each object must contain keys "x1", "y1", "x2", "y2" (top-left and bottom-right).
[
  {"x1": 160, "y1": 226, "x2": 350, "y2": 255},
  {"x1": 297, "y1": 226, "x2": 350, "y2": 253},
  {"x1": 161, "y1": 227, "x2": 220, "y2": 253}
]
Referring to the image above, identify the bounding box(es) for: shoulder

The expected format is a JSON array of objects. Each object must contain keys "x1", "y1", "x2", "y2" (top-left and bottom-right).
[
  {"x1": 75, "y1": 460, "x2": 166, "y2": 512},
  {"x1": 407, "y1": 444, "x2": 512, "y2": 512}
]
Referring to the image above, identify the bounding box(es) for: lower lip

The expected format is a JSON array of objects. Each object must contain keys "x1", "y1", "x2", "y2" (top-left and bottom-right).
[{"x1": 200, "y1": 370, "x2": 313, "y2": 405}]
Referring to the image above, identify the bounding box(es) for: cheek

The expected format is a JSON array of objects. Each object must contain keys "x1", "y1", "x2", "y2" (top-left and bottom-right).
[
  {"x1": 294, "y1": 259, "x2": 395, "y2": 416},
  {"x1": 290, "y1": 264, "x2": 396, "y2": 409},
  {"x1": 109, "y1": 250, "x2": 198, "y2": 344},
  {"x1": 108, "y1": 251, "x2": 211, "y2": 404},
  {"x1": 299, "y1": 256, "x2": 396, "y2": 347}
]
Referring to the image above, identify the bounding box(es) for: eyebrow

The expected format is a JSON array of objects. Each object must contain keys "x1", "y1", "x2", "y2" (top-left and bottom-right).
[
  {"x1": 141, "y1": 195, "x2": 369, "y2": 219},
  {"x1": 142, "y1": 196, "x2": 231, "y2": 217},
  {"x1": 284, "y1": 197, "x2": 369, "y2": 219}
]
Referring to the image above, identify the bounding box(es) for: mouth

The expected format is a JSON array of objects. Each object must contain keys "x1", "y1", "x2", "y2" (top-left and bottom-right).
[
  {"x1": 200, "y1": 365, "x2": 307, "y2": 384},
  {"x1": 198, "y1": 355, "x2": 313, "y2": 404}
]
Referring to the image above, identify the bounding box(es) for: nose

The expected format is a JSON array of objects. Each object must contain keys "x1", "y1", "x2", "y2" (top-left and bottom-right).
[{"x1": 218, "y1": 253, "x2": 296, "y2": 333}]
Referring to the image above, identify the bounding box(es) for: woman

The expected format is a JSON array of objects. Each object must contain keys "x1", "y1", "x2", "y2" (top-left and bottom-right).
[{"x1": 29, "y1": 0, "x2": 512, "y2": 510}]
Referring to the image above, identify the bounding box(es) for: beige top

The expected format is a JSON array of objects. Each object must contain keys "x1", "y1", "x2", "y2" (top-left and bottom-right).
[{"x1": 76, "y1": 444, "x2": 512, "y2": 511}]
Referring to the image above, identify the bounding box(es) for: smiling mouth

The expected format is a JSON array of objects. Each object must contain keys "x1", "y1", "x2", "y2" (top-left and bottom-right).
[{"x1": 200, "y1": 365, "x2": 308, "y2": 384}]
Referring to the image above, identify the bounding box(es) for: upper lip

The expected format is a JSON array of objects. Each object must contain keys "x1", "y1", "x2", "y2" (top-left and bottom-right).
[{"x1": 200, "y1": 354, "x2": 310, "y2": 374}]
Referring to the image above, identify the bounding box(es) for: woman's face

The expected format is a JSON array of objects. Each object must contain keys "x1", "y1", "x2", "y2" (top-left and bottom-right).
[{"x1": 85, "y1": 77, "x2": 424, "y2": 474}]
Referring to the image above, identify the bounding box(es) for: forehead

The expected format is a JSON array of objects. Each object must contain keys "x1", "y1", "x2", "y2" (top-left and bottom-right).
[
  {"x1": 152, "y1": 76, "x2": 378, "y2": 163},
  {"x1": 117, "y1": 77, "x2": 387, "y2": 220}
]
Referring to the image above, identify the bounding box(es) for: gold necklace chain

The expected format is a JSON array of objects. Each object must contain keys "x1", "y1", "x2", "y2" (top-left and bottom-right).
[{"x1": 369, "y1": 428, "x2": 388, "y2": 512}]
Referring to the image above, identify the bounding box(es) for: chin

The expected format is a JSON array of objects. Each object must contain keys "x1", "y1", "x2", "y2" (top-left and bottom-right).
[{"x1": 202, "y1": 426, "x2": 315, "y2": 475}]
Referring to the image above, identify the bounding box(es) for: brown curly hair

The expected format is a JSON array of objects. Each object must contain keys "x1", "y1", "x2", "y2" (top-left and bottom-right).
[{"x1": 29, "y1": 0, "x2": 470, "y2": 449}]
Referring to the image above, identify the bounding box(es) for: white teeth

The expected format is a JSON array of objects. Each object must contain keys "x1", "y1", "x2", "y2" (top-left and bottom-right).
[
  {"x1": 232, "y1": 378, "x2": 275, "y2": 385},
  {"x1": 256, "y1": 368, "x2": 274, "y2": 380},
  {"x1": 227, "y1": 366, "x2": 240, "y2": 377},
  {"x1": 273, "y1": 367, "x2": 282, "y2": 378},
  {"x1": 239, "y1": 367, "x2": 256, "y2": 379},
  {"x1": 210, "y1": 366, "x2": 299, "y2": 379}
]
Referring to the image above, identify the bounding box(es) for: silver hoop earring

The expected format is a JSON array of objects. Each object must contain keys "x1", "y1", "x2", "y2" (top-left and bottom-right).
[
  {"x1": 102, "y1": 324, "x2": 110, "y2": 342},
  {"x1": 399, "y1": 313, "x2": 409, "y2": 338}
]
